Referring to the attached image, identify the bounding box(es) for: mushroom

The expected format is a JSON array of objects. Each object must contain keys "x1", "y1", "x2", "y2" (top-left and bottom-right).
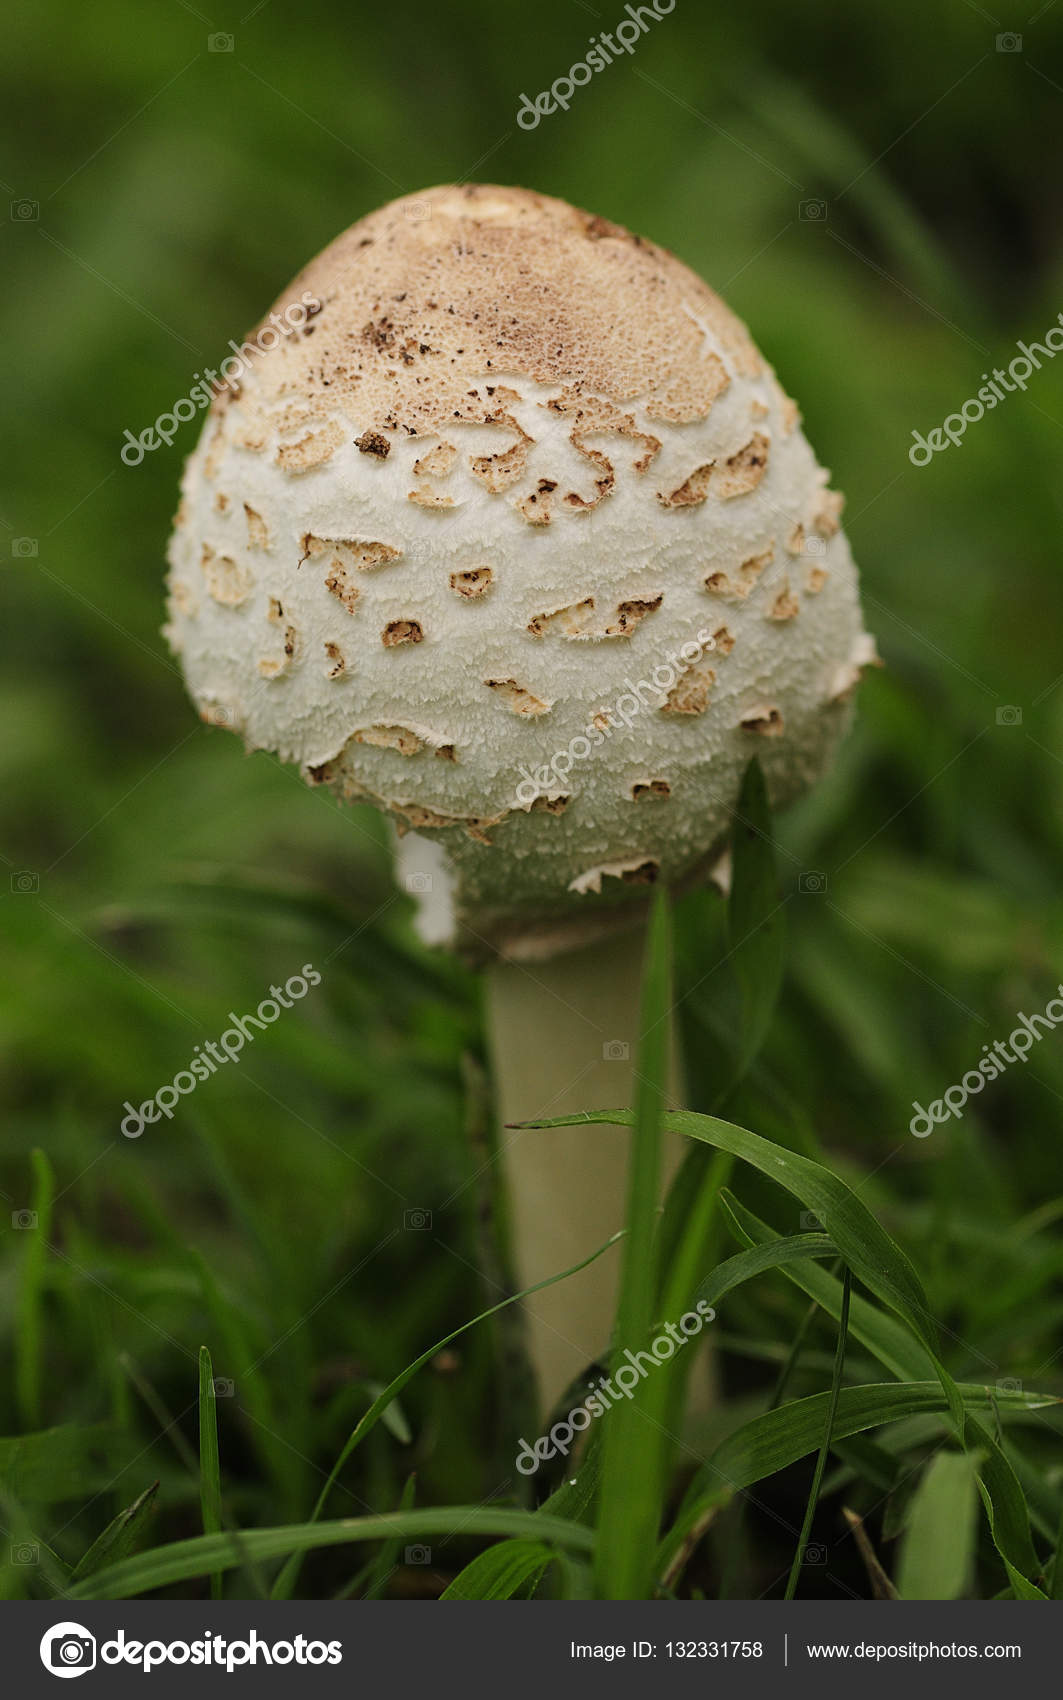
[{"x1": 165, "y1": 184, "x2": 876, "y2": 1410}]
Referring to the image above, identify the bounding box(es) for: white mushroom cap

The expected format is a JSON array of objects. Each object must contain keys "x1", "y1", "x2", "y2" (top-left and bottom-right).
[{"x1": 165, "y1": 184, "x2": 876, "y2": 961}]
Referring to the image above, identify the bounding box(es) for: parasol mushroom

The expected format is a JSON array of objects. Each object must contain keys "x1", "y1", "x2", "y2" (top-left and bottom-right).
[{"x1": 165, "y1": 184, "x2": 875, "y2": 1410}]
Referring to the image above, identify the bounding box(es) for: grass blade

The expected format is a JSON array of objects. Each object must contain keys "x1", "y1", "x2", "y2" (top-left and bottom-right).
[
  {"x1": 897, "y1": 1449, "x2": 981, "y2": 1600},
  {"x1": 440, "y1": 1539, "x2": 557, "y2": 1600},
  {"x1": 70, "y1": 1509, "x2": 594, "y2": 1600},
  {"x1": 693, "y1": 1231, "x2": 835, "y2": 1311},
  {"x1": 521, "y1": 1107, "x2": 937, "y2": 1359},
  {"x1": 272, "y1": 1224, "x2": 627, "y2": 1599},
  {"x1": 359, "y1": 1473, "x2": 417, "y2": 1601},
  {"x1": 521, "y1": 1107, "x2": 1047, "y2": 1593},
  {"x1": 701, "y1": 1381, "x2": 1052, "y2": 1493},
  {"x1": 198, "y1": 1345, "x2": 223, "y2": 1601},
  {"x1": 784, "y1": 1267, "x2": 851, "y2": 1599},
  {"x1": 721, "y1": 1192, "x2": 935, "y2": 1381},
  {"x1": 655, "y1": 1486, "x2": 733, "y2": 1594},
  {"x1": 70, "y1": 1481, "x2": 159, "y2": 1583}
]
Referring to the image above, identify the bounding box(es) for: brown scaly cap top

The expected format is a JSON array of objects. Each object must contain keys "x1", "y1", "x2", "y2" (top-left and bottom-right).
[{"x1": 243, "y1": 183, "x2": 762, "y2": 438}]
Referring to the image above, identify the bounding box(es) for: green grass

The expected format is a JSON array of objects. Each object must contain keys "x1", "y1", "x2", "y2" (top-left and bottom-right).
[{"x1": 3, "y1": 0, "x2": 1063, "y2": 1602}]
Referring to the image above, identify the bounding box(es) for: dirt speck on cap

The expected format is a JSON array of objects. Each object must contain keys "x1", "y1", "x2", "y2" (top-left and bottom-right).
[{"x1": 355, "y1": 429, "x2": 391, "y2": 458}]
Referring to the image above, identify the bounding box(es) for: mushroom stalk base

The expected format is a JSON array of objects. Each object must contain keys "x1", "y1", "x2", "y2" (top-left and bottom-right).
[{"x1": 485, "y1": 919, "x2": 687, "y2": 1415}]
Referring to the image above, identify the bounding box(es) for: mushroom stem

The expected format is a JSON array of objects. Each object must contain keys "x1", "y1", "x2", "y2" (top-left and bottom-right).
[{"x1": 485, "y1": 918, "x2": 686, "y2": 1413}]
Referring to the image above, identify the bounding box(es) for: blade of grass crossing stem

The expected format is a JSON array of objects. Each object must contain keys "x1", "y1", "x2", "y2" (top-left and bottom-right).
[
  {"x1": 594, "y1": 890, "x2": 672, "y2": 1601},
  {"x1": 273, "y1": 1226, "x2": 626, "y2": 1599},
  {"x1": 523, "y1": 1109, "x2": 937, "y2": 1362},
  {"x1": 198, "y1": 1347, "x2": 223, "y2": 1600},
  {"x1": 15, "y1": 1148, "x2": 54, "y2": 1429},
  {"x1": 657, "y1": 1146, "x2": 732, "y2": 1440},
  {"x1": 785, "y1": 1268, "x2": 852, "y2": 1599}
]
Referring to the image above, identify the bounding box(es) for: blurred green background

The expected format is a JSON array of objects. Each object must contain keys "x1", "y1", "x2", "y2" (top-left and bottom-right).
[{"x1": 3, "y1": 0, "x2": 1063, "y2": 1599}]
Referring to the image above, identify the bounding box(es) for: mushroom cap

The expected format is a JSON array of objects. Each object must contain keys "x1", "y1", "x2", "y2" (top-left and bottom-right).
[{"x1": 165, "y1": 184, "x2": 875, "y2": 960}]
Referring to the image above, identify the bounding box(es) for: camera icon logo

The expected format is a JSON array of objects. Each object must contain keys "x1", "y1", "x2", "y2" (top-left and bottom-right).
[
  {"x1": 403, "y1": 870, "x2": 433, "y2": 894},
  {"x1": 212, "y1": 1376, "x2": 235, "y2": 1398},
  {"x1": 798, "y1": 871, "x2": 827, "y2": 895},
  {"x1": 403, "y1": 1207, "x2": 432, "y2": 1231},
  {"x1": 404, "y1": 201, "x2": 432, "y2": 222},
  {"x1": 996, "y1": 705, "x2": 1022, "y2": 726},
  {"x1": 996, "y1": 32, "x2": 1022, "y2": 52},
  {"x1": 404, "y1": 1544, "x2": 432, "y2": 1564},
  {"x1": 12, "y1": 1209, "x2": 38, "y2": 1230},
  {"x1": 803, "y1": 535, "x2": 827, "y2": 558},
  {"x1": 39, "y1": 1622, "x2": 97, "y2": 1678},
  {"x1": 799, "y1": 1210, "x2": 824, "y2": 1233},
  {"x1": 803, "y1": 1543, "x2": 828, "y2": 1565},
  {"x1": 602, "y1": 1040, "x2": 630, "y2": 1061},
  {"x1": 12, "y1": 537, "x2": 38, "y2": 557},
  {"x1": 12, "y1": 871, "x2": 40, "y2": 894},
  {"x1": 208, "y1": 32, "x2": 234, "y2": 51},
  {"x1": 12, "y1": 1542, "x2": 39, "y2": 1564},
  {"x1": 799, "y1": 198, "x2": 828, "y2": 221},
  {"x1": 996, "y1": 1376, "x2": 1022, "y2": 1394},
  {"x1": 11, "y1": 199, "x2": 39, "y2": 221}
]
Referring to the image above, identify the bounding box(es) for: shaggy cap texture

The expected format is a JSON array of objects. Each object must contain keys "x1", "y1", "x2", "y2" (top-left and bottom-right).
[{"x1": 166, "y1": 183, "x2": 876, "y2": 960}]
